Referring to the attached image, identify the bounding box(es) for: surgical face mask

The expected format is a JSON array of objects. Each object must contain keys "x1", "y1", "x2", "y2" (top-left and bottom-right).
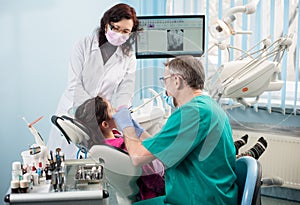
[
  {"x1": 105, "y1": 26, "x2": 130, "y2": 46},
  {"x1": 163, "y1": 92, "x2": 176, "y2": 108}
]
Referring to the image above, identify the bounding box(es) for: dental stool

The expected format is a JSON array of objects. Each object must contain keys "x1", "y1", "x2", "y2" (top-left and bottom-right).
[
  {"x1": 51, "y1": 115, "x2": 142, "y2": 205},
  {"x1": 235, "y1": 156, "x2": 262, "y2": 205}
]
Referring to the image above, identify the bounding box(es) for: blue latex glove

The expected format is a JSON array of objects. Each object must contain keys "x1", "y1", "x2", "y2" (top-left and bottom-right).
[
  {"x1": 132, "y1": 119, "x2": 144, "y2": 137},
  {"x1": 112, "y1": 108, "x2": 133, "y2": 131}
]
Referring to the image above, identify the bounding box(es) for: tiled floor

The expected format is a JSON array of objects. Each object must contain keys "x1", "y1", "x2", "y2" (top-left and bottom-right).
[{"x1": 262, "y1": 196, "x2": 300, "y2": 205}]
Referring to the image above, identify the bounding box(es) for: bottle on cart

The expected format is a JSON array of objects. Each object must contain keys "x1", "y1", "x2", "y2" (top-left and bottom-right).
[
  {"x1": 19, "y1": 180, "x2": 29, "y2": 193},
  {"x1": 10, "y1": 180, "x2": 20, "y2": 194}
]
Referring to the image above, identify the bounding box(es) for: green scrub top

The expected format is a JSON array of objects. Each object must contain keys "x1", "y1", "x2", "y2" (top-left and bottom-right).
[{"x1": 142, "y1": 95, "x2": 238, "y2": 205}]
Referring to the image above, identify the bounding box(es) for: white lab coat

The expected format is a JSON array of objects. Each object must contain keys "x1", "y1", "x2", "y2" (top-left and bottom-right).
[{"x1": 48, "y1": 33, "x2": 136, "y2": 159}]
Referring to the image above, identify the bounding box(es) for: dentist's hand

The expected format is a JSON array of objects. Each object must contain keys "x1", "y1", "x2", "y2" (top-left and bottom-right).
[
  {"x1": 113, "y1": 108, "x2": 133, "y2": 131},
  {"x1": 132, "y1": 119, "x2": 144, "y2": 137}
]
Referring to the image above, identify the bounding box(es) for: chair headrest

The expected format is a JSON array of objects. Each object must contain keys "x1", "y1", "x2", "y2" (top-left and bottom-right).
[{"x1": 51, "y1": 115, "x2": 90, "y2": 146}]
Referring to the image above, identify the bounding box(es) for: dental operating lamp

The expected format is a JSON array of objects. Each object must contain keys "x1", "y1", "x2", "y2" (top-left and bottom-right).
[{"x1": 209, "y1": 0, "x2": 260, "y2": 41}]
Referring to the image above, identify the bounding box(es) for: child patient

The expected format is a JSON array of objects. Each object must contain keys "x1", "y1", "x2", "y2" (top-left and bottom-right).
[{"x1": 74, "y1": 96, "x2": 165, "y2": 200}]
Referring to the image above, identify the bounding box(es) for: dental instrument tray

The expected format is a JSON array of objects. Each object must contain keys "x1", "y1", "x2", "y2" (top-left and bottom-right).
[{"x1": 64, "y1": 159, "x2": 104, "y2": 191}]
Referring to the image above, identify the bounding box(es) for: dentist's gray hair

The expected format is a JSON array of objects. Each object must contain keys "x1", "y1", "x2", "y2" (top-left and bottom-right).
[{"x1": 164, "y1": 55, "x2": 205, "y2": 89}]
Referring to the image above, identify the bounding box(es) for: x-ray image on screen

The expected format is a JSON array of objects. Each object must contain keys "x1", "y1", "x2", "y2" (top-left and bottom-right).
[
  {"x1": 167, "y1": 29, "x2": 184, "y2": 51},
  {"x1": 136, "y1": 15, "x2": 205, "y2": 59}
]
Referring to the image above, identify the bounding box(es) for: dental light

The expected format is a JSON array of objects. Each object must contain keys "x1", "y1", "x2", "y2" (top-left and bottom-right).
[
  {"x1": 209, "y1": 0, "x2": 260, "y2": 41},
  {"x1": 205, "y1": 0, "x2": 293, "y2": 108}
]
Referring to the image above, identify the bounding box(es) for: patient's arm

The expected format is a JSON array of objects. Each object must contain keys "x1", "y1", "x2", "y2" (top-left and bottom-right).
[{"x1": 123, "y1": 127, "x2": 156, "y2": 167}]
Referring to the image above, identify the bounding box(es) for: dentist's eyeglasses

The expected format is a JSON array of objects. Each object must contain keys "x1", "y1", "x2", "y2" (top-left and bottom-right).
[
  {"x1": 109, "y1": 24, "x2": 132, "y2": 36},
  {"x1": 159, "y1": 75, "x2": 172, "y2": 85},
  {"x1": 159, "y1": 73, "x2": 185, "y2": 85}
]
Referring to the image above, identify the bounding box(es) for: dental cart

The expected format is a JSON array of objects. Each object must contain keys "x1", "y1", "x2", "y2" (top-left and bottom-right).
[{"x1": 4, "y1": 159, "x2": 109, "y2": 205}]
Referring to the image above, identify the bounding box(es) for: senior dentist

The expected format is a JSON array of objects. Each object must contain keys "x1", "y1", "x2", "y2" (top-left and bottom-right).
[{"x1": 113, "y1": 55, "x2": 238, "y2": 205}]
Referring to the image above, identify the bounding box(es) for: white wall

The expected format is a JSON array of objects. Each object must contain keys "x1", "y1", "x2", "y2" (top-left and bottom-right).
[{"x1": 0, "y1": 0, "x2": 122, "y2": 201}]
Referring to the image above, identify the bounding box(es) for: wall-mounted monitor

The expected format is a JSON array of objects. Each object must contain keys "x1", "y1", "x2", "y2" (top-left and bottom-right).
[{"x1": 135, "y1": 15, "x2": 205, "y2": 59}]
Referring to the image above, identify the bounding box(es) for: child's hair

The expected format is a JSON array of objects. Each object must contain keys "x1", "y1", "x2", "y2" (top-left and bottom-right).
[{"x1": 74, "y1": 96, "x2": 109, "y2": 148}]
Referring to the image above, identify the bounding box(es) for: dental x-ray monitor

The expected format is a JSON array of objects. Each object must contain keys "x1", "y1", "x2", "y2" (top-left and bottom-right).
[{"x1": 135, "y1": 15, "x2": 205, "y2": 58}]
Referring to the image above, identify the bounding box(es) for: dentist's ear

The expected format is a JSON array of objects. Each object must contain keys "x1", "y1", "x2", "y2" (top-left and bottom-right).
[{"x1": 174, "y1": 76, "x2": 184, "y2": 89}]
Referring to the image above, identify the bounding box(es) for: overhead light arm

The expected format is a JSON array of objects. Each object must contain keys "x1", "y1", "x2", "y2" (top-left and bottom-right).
[{"x1": 209, "y1": 0, "x2": 260, "y2": 41}]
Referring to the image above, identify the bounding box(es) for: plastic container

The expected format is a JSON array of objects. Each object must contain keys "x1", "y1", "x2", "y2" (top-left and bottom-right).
[{"x1": 21, "y1": 150, "x2": 33, "y2": 167}]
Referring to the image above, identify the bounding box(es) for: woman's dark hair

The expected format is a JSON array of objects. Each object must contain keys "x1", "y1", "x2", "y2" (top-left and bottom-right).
[
  {"x1": 74, "y1": 96, "x2": 109, "y2": 148},
  {"x1": 98, "y1": 3, "x2": 141, "y2": 56}
]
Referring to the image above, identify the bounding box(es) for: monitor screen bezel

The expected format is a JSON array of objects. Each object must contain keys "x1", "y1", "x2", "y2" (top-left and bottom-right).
[{"x1": 135, "y1": 15, "x2": 205, "y2": 59}]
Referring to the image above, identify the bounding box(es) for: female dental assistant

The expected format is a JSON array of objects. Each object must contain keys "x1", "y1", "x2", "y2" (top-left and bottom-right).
[{"x1": 48, "y1": 3, "x2": 141, "y2": 159}]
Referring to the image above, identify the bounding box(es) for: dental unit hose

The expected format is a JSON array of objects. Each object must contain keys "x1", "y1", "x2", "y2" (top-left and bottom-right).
[{"x1": 130, "y1": 91, "x2": 163, "y2": 113}]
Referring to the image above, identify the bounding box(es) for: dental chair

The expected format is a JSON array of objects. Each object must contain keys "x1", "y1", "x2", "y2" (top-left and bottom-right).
[
  {"x1": 51, "y1": 115, "x2": 90, "y2": 158},
  {"x1": 51, "y1": 115, "x2": 142, "y2": 205}
]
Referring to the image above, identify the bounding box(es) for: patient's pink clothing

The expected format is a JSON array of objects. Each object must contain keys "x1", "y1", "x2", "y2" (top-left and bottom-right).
[
  {"x1": 105, "y1": 137, "x2": 125, "y2": 149},
  {"x1": 104, "y1": 130, "x2": 165, "y2": 200}
]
